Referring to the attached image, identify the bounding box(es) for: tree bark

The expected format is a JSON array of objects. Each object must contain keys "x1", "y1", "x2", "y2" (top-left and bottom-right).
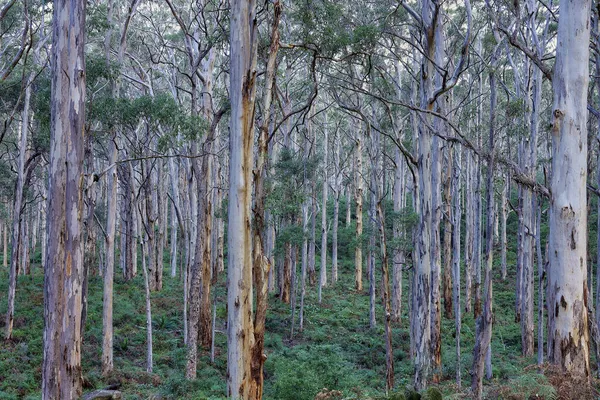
[
  {"x1": 392, "y1": 148, "x2": 405, "y2": 324},
  {"x1": 102, "y1": 138, "x2": 118, "y2": 376},
  {"x1": 5, "y1": 73, "x2": 31, "y2": 340},
  {"x1": 227, "y1": 0, "x2": 258, "y2": 394},
  {"x1": 320, "y1": 120, "x2": 328, "y2": 294},
  {"x1": 355, "y1": 131, "x2": 364, "y2": 292},
  {"x1": 472, "y1": 47, "x2": 497, "y2": 399},
  {"x1": 42, "y1": 0, "x2": 86, "y2": 395},
  {"x1": 452, "y1": 146, "x2": 462, "y2": 388},
  {"x1": 547, "y1": 0, "x2": 591, "y2": 377}
]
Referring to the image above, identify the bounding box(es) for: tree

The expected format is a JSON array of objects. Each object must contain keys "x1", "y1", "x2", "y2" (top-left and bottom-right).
[
  {"x1": 547, "y1": 0, "x2": 591, "y2": 377},
  {"x1": 227, "y1": 0, "x2": 258, "y2": 396},
  {"x1": 42, "y1": 0, "x2": 86, "y2": 396}
]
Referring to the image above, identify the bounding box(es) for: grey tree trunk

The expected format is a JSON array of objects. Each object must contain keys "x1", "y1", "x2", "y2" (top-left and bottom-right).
[
  {"x1": 452, "y1": 146, "x2": 462, "y2": 388},
  {"x1": 464, "y1": 151, "x2": 473, "y2": 314},
  {"x1": 5, "y1": 73, "x2": 31, "y2": 340},
  {"x1": 331, "y1": 137, "x2": 340, "y2": 284},
  {"x1": 472, "y1": 47, "x2": 497, "y2": 399},
  {"x1": 102, "y1": 139, "x2": 118, "y2": 376},
  {"x1": 355, "y1": 130, "x2": 364, "y2": 291},
  {"x1": 319, "y1": 121, "x2": 329, "y2": 294},
  {"x1": 536, "y1": 202, "x2": 544, "y2": 366},
  {"x1": 500, "y1": 176, "x2": 508, "y2": 280},
  {"x1": 392, "y1": 148, "x2": 405, "y2": 324}
]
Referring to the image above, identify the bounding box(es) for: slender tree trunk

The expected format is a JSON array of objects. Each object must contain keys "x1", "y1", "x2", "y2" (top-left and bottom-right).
[
  {"x1": 102, "y1": 139, "x2": 118, "y2": 376},
  {"x1": 392, "y1": 148, "x2": 405, "y2": 324},
  {"x1": 21, "y1": 216, "x2": 29, "y2": 275},
  {"x1": 377, "y1": 200, "x2": 394, "y2": 392},
  {"x1": 140, "y1": 229, "x2": 153, "y2": 373},
  {"x1": 309, "y1": 182, "x2": 317, "y2": 285},
  {"x1": 320, "y1": 121, "x2": 329, "y2": 292},
  {"x1": 473, "y1": 152, "x2": 482, "y2": 318},
  {"x1": 331, "y1": 135, "x2": 340, "y2": 285},
  {"x1": 442, "y1": 149, "x2": 453, "y2": 319},
  {"x1": 5, "y1": 74, "x2": 31, "y2": 340},
  {"x1": 472, "y1": 49, "x2": 497, "y2": 399},
  {"x1": 346, "y1": 186, "x2": 352, "y2": 228},
  {"x1": 169, "y1": 157, "x2": 180, "y2": 278},
  {"x1": 3, "y1": 217, "x2": 7, "y2": 268},
  {"x1": 536, "y1": 201, "x2": 544, "y2": 365},
  {"x1": 464, "y1": 150, "x2": 473, "y2": 314},
  {"x1": 300, "y1": 202, "x2": 308, "y2": 332},
  {"x1": 501, "y1": 176, "x2": 508, "y2": 280},
  {"x1": 355, "y1": 132, "x2": 364, "y2": 291},
  {"x1": 452, "y1": 146, "x2": 462, "y2": 388},
  {"x1": 368, "y1": 167, "x2": 377, "y2": 328}
]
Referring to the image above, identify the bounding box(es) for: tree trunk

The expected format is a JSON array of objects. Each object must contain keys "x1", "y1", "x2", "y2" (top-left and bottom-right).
[
  {"x1": 300, "y1": 202, "x2": 308, "y2": 332},
  {"x1": 320, "y1": 120, "x2": 329, "y2": 293},
  {"x1": 537, "y1": 202, "x2": 545, "y2": 365},
  {"x1": 464, "y1": 150, "x2": 473, "y2": 314},
  {"x1": 355, "y1": 132, "x2": 364, "y2": 292},
  {"x1": 309, "y1": 182, "x2": 317, "y2": 285},
  {"x1": 331, "y1": 135, "x2": 340, "y2": 285},
  {"x1": 377, "y1": 200, "x2": 394, "y2": 392},
  {"x1": 42, "y1": 0, "x2": 86, "y2": 395},
  {"x1": 442, "y1": 149, "x2": 453, "y2": 319},
  {"x1": 250, "y1": 5, "x2": 280, "y2": 393},
  {"x1": 392, "y1": 148, "x2": 405, "y2": 324},
  {"x1": 102, "y1": 139, "x2": 118, "y2": 376},
  {"x1": 368, "y1": 166, "x2": 377, "y2": 328},
  {"x1": 227, "y1": 0, "x2": 257, "y2": 394},
  {"x1": 6, "y1": 73, "x2": 33, "y2": 339},
  {"x1": 500, "y1": 176, "x2": 508, "y2": 280},
  {"x1": 140, "y1": 229, "x2": 153, "y2": 373},
  {"x1": 452, "y1": 146, "x2": 462, "y2": 388},
  {"x1": 472, "y1": 49, "x2": 497, "y2": 399},
  {"x1": 547, "y1": 0, "x2": 591, "y2": 376}
]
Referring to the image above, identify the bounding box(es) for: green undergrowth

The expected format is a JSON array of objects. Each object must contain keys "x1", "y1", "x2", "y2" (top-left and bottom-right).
[{"x1": 0, "y1": 243, "x2": 593, "y2": 399}]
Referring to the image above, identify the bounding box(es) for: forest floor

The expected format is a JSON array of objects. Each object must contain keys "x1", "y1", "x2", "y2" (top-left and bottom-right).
[{"x1": 0, "y1": 253, "x2": 598, "y2": 399}]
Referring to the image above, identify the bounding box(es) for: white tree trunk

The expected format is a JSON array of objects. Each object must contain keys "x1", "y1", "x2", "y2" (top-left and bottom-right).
[
  {"x1": 547, "y1": 0, "x2": 591, "y2": 376},
  {"x1": 5, "y1": 73, "x2": 31, "y2": 339},
  {"x1": 227, "y1": 0, "x2": 257, "y2": 394},
  {"x1": 102, "y1": 139, "x2": 118, "y2": 376},
  {"x1": 320, "y1": 122, "x2": 328, "y2": 292}
]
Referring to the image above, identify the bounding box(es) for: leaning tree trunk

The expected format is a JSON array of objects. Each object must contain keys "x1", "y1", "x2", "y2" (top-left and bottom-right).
[
  {"x1": 547, "y1": 0, "x2": 591, "y2": 377},
  {"x1": 42, "y1": 0, "x2": 86, "y2": 395}
]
